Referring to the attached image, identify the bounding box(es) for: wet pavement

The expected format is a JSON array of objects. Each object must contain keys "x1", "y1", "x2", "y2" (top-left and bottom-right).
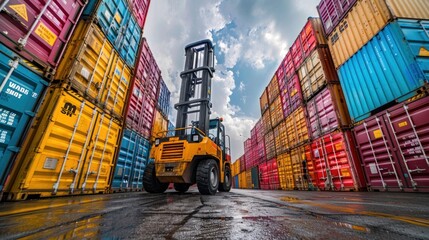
[{"x1": 0, "y1": 188, "x2": 428, "y2": 239}]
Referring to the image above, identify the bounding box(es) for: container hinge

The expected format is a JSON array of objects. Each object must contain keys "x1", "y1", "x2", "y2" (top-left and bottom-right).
[
  {"x1": 0, "y1": 58, "x2": 19, "y2": 93},
  {"x1": 69, "y1": 168, "x2": 78, "y2": 174},
  {"x1": 6, "y1": 146, "x2": 20, "y2": 152},
  {"x1": 24, "y1": 111, "x2": 36, "y2": 117}
]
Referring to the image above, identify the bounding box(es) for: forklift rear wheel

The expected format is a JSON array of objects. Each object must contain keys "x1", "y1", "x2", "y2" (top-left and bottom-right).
[
  {"x1": 196, "y1": 159, "x2": 219, "y2": 195},
  {"x1": 218, "y1": 165, "x2": 232, "y2": 192},
  {"x1": 143, "y1": 162, "x2": 169, "y2": 193},
  {"x1": 174, "y1": 183, "x2": 190, "y2": 193}
]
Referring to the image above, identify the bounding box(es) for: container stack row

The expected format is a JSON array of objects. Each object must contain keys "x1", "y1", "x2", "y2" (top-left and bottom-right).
[
  {"x1": 233, "y1": 0, "x2": 429, "y2": 193},
  {"x1": 0, "y1": 0, "x2": 172, "y2": 201}
]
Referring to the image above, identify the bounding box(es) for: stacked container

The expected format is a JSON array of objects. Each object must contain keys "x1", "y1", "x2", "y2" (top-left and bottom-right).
[
  {"x1": 318, "y1": 0, "x2": 429, "y2": 192},
  {"x1": 2, "y1": 0, "x2": 156, "y2": 199}
]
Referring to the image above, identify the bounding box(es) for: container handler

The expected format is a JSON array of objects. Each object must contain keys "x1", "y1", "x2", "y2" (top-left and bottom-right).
[{"x1": 143, "y1": 40, "x2": 232, "y2": 195}]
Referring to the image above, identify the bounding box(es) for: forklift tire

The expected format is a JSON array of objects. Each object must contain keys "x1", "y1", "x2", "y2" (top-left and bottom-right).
[
  {"x1": 218, "y1": 165, "x2": 232, "y2": 192},
  {"x1": 196, "y1": 159, "x2": 219, "y2": 195},
  {"x1": 174, "y1": 183, "x2": 190, "y2": 193},
  {"x1": 143, "y1": 162, "x2": 169, "y2": 193}
]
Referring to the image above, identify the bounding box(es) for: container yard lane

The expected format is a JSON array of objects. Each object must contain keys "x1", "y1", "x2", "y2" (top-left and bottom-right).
[{"x1": 0, "y1": 188, "x2": 428, "y2": 239}]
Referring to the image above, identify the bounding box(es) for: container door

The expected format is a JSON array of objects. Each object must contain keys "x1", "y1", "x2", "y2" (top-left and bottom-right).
[
  {"x1": 384, "y1": 97, "x2": 429, "y2": 190},
  {"x1": 251, "y1": 167, "x2": 259, "y2": 189},
  {"x1": 112, "y1": 128, "x2": 135, "y2": 190},
  {"x1": 131, "y1": 135, "x2": 149, "y2": 190}
]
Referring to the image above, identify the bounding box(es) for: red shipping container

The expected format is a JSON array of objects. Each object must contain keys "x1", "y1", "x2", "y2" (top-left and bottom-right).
[
  {"x1": 259, "y1": 158, "x2": 280, "y2": 190},
  {"x1": 127, "y1": 0, "x2": 151, "y2": 29},
  {"x1": 317, "y1": 0, "x2": 357, "y2": 37},
  {"x1": 308, "y1": 130, "x2": 365, "y2": 191},
  {"x1": 299, "y1": 17, "x2": 327, "y2": 58},
  {"x1": 353, "y1": 96, "x2": 429, "y2": 192},
  {"x1": 0, "y1": 0, "x2": 86, "y2": 73},
  {"x1": 255, "y1": 140, "x2": 266, "y2": 165},
  {"x1": 239, "y1": 154, "x2": 246, "y2": 173},
  {"x1": 306, "y1": 84, "x2": 350, "y2": 139},
  {"x1": 244, "y1": 138, "x2": 254, "y2": 170}
]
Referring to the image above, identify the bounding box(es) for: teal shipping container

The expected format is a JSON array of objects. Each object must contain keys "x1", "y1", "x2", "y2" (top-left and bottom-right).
[
  {"x1": 234, "y1": 175, "x2": 239, "y2": 189},
  {"x1": 83, "y1": 0, "x2": 141, "y2": 68},
  {"x1": 0, "y1": 43, "x2": 49, "y2": 191},
  {"x1": 112, "y1": 128, "x2": 150, "y2": 191},
  {"x1": 251, "y1": 167, "x2": 260, "y2": 189},
  {"x1": 338, "y1": 19, "x2": 429, "y2": 122}
]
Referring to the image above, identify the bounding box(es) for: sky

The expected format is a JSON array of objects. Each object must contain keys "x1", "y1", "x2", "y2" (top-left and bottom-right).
[{"x1": 144, "y1": 0, "x2": 320, "y2": 161}]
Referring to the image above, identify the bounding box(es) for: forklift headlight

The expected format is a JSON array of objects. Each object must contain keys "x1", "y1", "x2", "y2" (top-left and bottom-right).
[
  {"x1": 155, "y1": 138, "x2": 160, "y2": 146},
  {"x1": 192, "y1": 134, "x2": 199, "y2": 142}
]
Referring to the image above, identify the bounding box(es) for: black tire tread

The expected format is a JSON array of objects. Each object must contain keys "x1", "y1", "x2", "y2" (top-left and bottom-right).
[
  {"x1": 143, "y1": 162, "x2": 169, "y2": 193},
  {"x1": 196, "y1": 159, "x2": 218, "y2": 195}
]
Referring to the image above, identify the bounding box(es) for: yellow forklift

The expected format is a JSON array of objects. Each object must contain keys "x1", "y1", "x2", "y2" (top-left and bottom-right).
[{"x1": 143, "y1": 40, "x2": 231, "y2": 195}]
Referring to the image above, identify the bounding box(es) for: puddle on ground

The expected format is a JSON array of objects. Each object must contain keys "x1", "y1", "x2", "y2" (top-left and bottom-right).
[{"x1": 333, "y1": 221, "x2": 370, "y2": 233}]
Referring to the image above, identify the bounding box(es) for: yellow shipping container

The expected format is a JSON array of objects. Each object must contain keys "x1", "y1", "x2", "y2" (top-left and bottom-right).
[
  {"x1": 55, "y1": 21, "x2": 131, "y2": 120},
  {"x1": 262, "y1": 109, "x2": 272, "y2": 135},
  {"x1": 246, "y1": 169, "x2": 252, "y2": 189},
  {"x1": 151, "y1": 109, "x2": 168, "y2": 141},
  {"x1": 285, "y1": 107, "x2": 309, "y2": 149},
  {"x1": 267, "y1": 75, "x2": 279, "y2": 103},
  {"x1": 274, "y1": 120, "x2": 288, "y2": 155},
  {"x1": 5, "y1": 88, "x2": 122, "y2": 200},
  {"x1": 259, "y1": 87, "x2": 269, "y2": 114},
  {"x1": 277, "y1": 152, "x2": 294, "y2": 190},
  {"x1": 328, "y1": 0, "x2": 429, "y2": 68},
  {"x1": 238, "y1": 171, "x2": 247, "y2": 189},
  {"x1": 232, "y1": 159, "x2": 240, "y2": 176},
  {"x1": 290, "y1": 146, "x2": 309, "y2": 190},
  {"x1": 269, "y1": 95, "x2": 284, "y2": 128}
]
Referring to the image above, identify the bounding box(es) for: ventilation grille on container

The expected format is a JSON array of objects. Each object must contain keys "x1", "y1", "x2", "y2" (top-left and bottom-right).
[{"x1": 161, "y1": 142, "x2": 184, "y2": 160}]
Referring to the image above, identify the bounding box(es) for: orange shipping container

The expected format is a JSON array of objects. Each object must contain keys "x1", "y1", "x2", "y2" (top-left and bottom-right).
[
  {"x1": 259, "y1": 87, "x2": 269, "y2": 114},
  {"x1": 328, "y1": 0, "x2": 429, "y2": 68},
  {"x1": 246, "y1": 169, "x2": 252, "y2": 189},
  {"x1": 267, "y1": 75, "x2": 279, "y2": 104},
  {"x1": 238, "y1": 171, "x2": 247, "y2": 189},
  {"x1": 269, "y1": 95, "x2": 284, "y2": 128},
  {"x1": 232, "y1": 159, "x2": 240, "y2": 176},
  {"x1": 5, "y1": 88, "x2": 122, "y2": 200},
  {"x1": 277, "y1": 152, "x2": 294, "y2": 190},
  {"x1": 151, "y1": 109, "x2": 168, "y2": 141},
  {"x1": 264, "y1": 130, "x2": 276, "y2": 160},
  {"x1": 274, "y1": 120, "x2": 288, "y2": 156},
  {"x1": 285, "y1": 107, "x2": 309, "y2": 149},
  {"x1": 262, "y1": 109, "x2": 272, "y2": 135}
]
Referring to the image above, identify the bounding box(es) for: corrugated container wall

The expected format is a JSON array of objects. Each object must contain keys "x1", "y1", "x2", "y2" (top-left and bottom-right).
[
  {"x1": 259, "y1": 158, "x2": 280, "y2": 190},
  {"x1": 317, "y1": 0, "x2": 357, "y2": 36},
  {"x1": 0, "y1": 0, "x2": 86, "y2": 74},
  {"x1": 239, "y1": 155, "x2": 246, "y2": 173},
  {"x1": 244, "y1": 138, "x2": 254, "y2": 170},
  {"x1": 285, "y1": 107, "x2": 309, "y2": 150},
  {"x1": 166, "y1": 121, "x2": 175, "y2": 137},
  {"x1": 328, "y1": 0, "x2": 429, "y2": 68},
  {"x1": 259, "y1": 87, "x2": 269, "y2": 114},
  {"x1": 232, "y1": 159, "x2": 240, "y2": 177},
  {"x1": 277, "y1": 153, "x2": 294, "y2": 190},
  {"x1": 127, "y1": 0, "x2": 151, "y2": 29},
  {"x1": 151, "y1": 109, "x2": 168, "y2": 141},
  {"x1": 238, "y1": 171, "x2": 247, "y2": 189},
  {"x1": 157, "y1": 79, "x2": 170, "y2": 118},
  {"x1": 338, "y1": 19, "x2": 429, "y2": 122},
  {"x1": 267, "y1": 75, "x2": 279, "y2": 103},
  {"x1": 264, "y1": 130, "x2": 276, "y2": 161},
  {"x1": 233, "y1": 175, "x2": 239, "y2": 188},
  {"x1": 353, "y1": 95, "x2": 429, "y2": 192},
  {"x1": 262, "y1": 109, "x2": 272, "y2": 135},
  {"x1": 269, "y1": 96, "x2": 284, "y2": 128},
  {"x1": 279, "y1": 74, "x2": 303, "y2": 118},
  {"x1": 83, "y1": 0, "x2": 142, "y2": 68},
  {"x1": 112, "y1": 129, "x2": 149, "y2": 191},
  {"x1": 5, "y1": 88, "x2": 122, "y2": 200},
  {"x1": 274, "y1": 120, "x2": 287, "y2": 155},
  {"x1": 0, "y1": 44, "x2": 49, "y2": 192}
]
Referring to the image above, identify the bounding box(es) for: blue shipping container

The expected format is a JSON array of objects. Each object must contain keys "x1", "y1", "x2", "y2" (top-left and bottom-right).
[
  {"x1": 0, "y1": 44, "x2": 49, "y2": 191},
  {"x1": 167, "y1": 120, "x2": 175, "y2": 137},
  {"x1": 338, "y1": 19, "x2": 429, "y2": 122},
  {"x1": 234, "y1": 175, "x2": 239, "y2": 189},
  {"x1": 157, "y1": 79, "x2": 170, "y2": 117},
  {"x1": 112, "y1": 128, "x2": 150, "y2": 191},
  {"x1": 83, "y1": 0, "x2": 141, "y2": 68}
]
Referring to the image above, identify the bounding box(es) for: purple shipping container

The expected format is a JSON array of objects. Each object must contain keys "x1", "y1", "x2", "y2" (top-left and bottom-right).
[
  {"x1": 127, "y1": 0, "x2": 150, "y2": 29},
  {"x1": 317, "y1": 0, "x2": 357, "y2": 36},
  {"x1": 0, "y1": 0, "x2": 86, "y2": 74},
  {"x1": 354, "y1": 95, "x2": 429, "y2": 192},
  {"x1": 280, "y1": 74, "x2": 303, "y2": 118}
]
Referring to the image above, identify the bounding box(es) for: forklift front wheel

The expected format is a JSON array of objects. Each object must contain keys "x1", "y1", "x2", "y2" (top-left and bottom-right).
[{"x1": 196, "y1": 159, "x2": 219, "y2": 195}]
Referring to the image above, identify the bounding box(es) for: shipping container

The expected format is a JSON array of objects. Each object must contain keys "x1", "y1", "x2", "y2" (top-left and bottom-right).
[
  {"x1": 83, "y1": 0, "x2": 141, "y2": 68},
  {"x1": 244, "y1": 138, "x2": 255, "y2": 170},
  {"x1": 277, "y1": 152, "x2": 294, "y2": 190},
  {"x1": 127, "y1": 0, "x2": 150, "y2": 29},
  {"x1": 157, "y1": 78, "x2": 170, "y2": 118},
  {"x1": 290, "y1": 146, "x2": 311, "y2": 190},
  {"x1": 112, "y1": 129, "x2": 149, "y2": 192},
  {"x1": 308, "y1": 130, "x2": 364, "y2": 191},
  {"x1": 284, "y1": 52, "x2": 295, "y2": 80},
  {"x1": 259, "y1": 87, "x2": 269, "y2": 114},
  {"x1": 264, "y1": 130, "x2": 276, "y2": 161},
  {"x1": 328, "y1": 0, "x2": 429, "y2": 68},
  {"x1": 136, "y1": 38, "x2": 162, "y2": 101},
  {"x1": 285, "y1": 106, "x2": 309, "y2": 149},
  {"x1": 280, "y1": 74, "x2": 303, "y2": 117},
  {"x1": 317, "y1": 0, "x2": 357, "y2": 36},
  {"x1": 338, "y1": 19, "x2": 429, "y2": 122},
  {"x1": 298, "y1": 47, "x2": 338, "y2": 101},
  {"x1": 239, "y1": 154, "x2": 246, "y2": 173},
  {"x1": 5, "y1": 88, "x2": 122, "y2": 200},
  {"x1": 267, "y1": 75, "x2": 279, "y2": 103},
  {"x1": 299, "y1": 17, "x2": 327, "y2": 59},
  {"x1": 245, "y1": 169, "x2": 252, "y2": 189},
  {"x1": 251, "y1": 167, "x2": 260, "y2": 189},
  {"x1": 151, "y1": 109, "x2": 168, "y2": 141},
  {"x1": 233, "y1": 175, "x2": 239, "y2": 188},
  {"x1": 290, "y1": 38, "x2": 303, "y2": 69},
  {"x1": 262, "y1": 108, "x2": 272, "y2": 135},
  {"x1": 274, "y1": 120, "x2": 288, "y2": 156},
  {"x1": 353, "y1": 96, "x2": 429, "y2": 192},
  {"x1": 255, "y1": 140, "x2": 266, "y2": 166},
  {"x1": 0, "y1": 43, "x2": 49, "y2": 192},
  {"x1": 259, "y1": 158, "x2": 280, "y2": 190},
  {"x1": 306, "y1": 84, "x2": 351, "y2": 139},
  {"x1": 232, "y1": 159, "x2": 240, "y2": 176},
  {"x1": 55, "y1": 21, "x2": 115, "y2": 103},
  {"x1": 0, "y1": 0, "x2": 86, "y2": 73},
  {"x1": 269, "y1": 95, "x2": 284, "y2": 128},
  {"x1": 166, "y1": 121, "x2": 175, "y2": 137},
  {"x1": 238, "y1": 171, "x2": 247, "y2": 189}
]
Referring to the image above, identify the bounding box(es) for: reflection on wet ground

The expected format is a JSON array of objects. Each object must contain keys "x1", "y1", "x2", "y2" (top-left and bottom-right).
[{"x1": 0, "y1": 189, "x2": 428, "y2": 239}]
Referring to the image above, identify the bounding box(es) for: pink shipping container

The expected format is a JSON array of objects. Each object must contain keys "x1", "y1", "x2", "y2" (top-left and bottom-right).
[
  {"x1": 299, "y1": 17, "x2": 327, "y2": 59},
  {"x1": 264, "y1": 130, "x2": 276, "y2": 161},
  {"x1": 239, "y1": 154, "x2": 246, "y2": 173},
  {"x1": 127, "y1": 0, "x2": 151, "y2": 29},
  {"x1": 290, "y1": 38, "x2": 303, "y2": 69},
  {"x1": 244, "y1": 138, "x2": 255, "y2": 170},
  {"x1": 284, "y1": 51, "x2": 295, "y2": 80},
  {"x1": 317, "y1": 0, "x2": 357, "y2": 36},
  {"x1": 259, "y1": 158, "x2": 280, "y2": 190},
  {"x1": 0, "y1": 0, "x2": 86, "y2": 74},
  {"x1": 137, "y1": 38, "x2": 162, "y2": 101},
  {"x1": 306, "y1": 84, "x2": 351, "y2": 139},
  {"x1": 308, "y1": 130, "x2": 365, "y2": 191},
  {"x1": 279, "y1": 74, "x2": 303, "y2": 118},
  {"x1": 255, "y1": 140, "x2": 266, "y2": 165},
  {"x1": 353, "y1": 95, "x2": 429, "y2": 192}
]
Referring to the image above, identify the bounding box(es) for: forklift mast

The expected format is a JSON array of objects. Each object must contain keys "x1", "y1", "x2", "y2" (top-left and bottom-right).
[{"x1": 174, "y1": 40, "x2": 215, "y2": 136}]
